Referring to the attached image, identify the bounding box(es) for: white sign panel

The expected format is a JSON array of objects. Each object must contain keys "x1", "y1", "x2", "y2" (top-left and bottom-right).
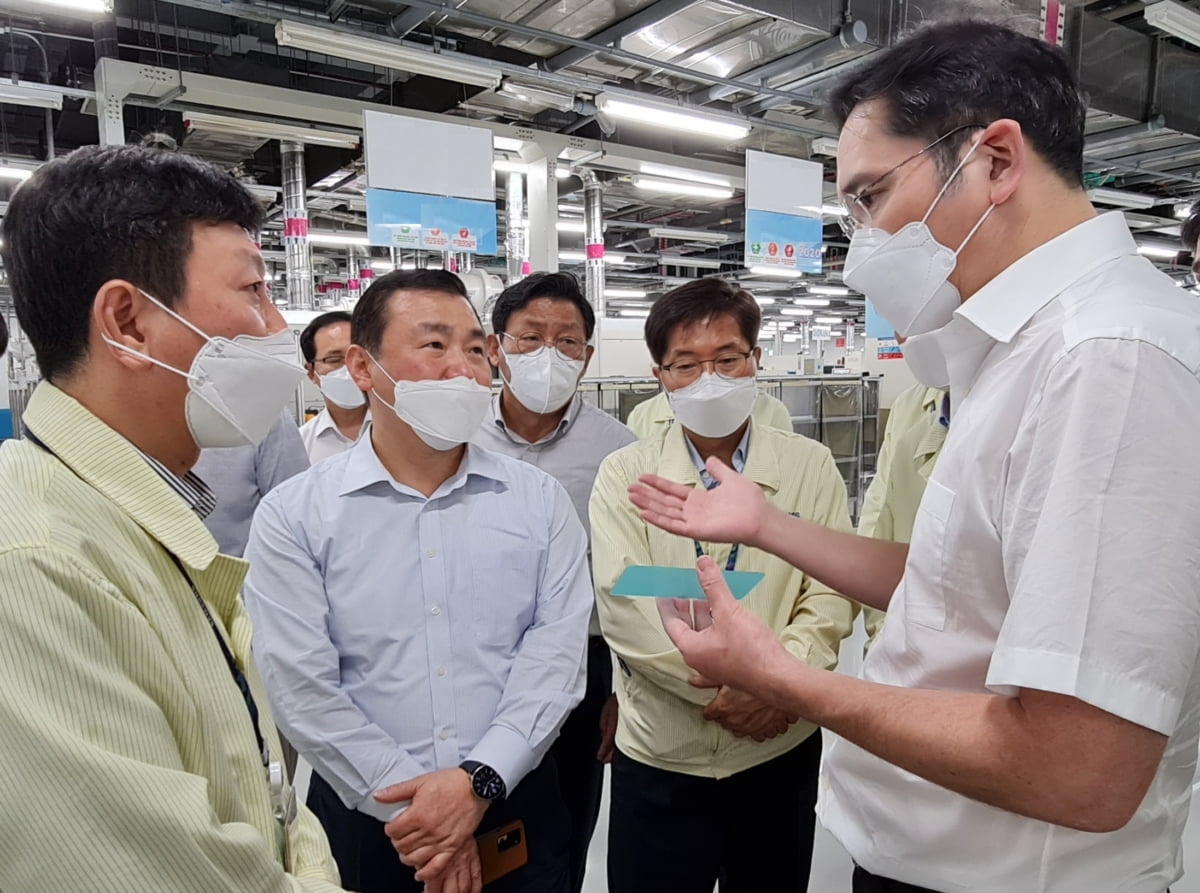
[
  {"x1": 363, "y1": 110, "x2": 494, "y2": 201},
  {"x1": 744, "y1": 150, "x2": 824, "y2": 218}
]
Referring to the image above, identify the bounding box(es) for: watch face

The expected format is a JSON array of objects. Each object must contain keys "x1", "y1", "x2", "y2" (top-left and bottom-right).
[{"x1": 473, "y1": 766, "x2": 505, "y2": 800}]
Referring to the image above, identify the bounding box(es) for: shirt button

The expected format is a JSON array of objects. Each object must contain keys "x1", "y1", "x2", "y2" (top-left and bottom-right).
[
  {"x1": 426, "y1": 550, "x2": 436, "y2": 558},
  {"x1": 439, "y1": 729, "x2": 449, "y2": 741},
  {"x1": 431, "y1": 606, "x2": 441, "y2": 616},
  {"x1": 437, "y1": 667, "x2": 446, "y2": 677}
]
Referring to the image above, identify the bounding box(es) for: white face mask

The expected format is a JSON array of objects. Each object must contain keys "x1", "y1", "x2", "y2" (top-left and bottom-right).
[
  {"x1": 317, "y1": 366, "x2": 366, "y2": 410},
  {"x1": 368, "y1": 354, "x2": 492, "y2": 452},
  {"x1": 668, "y1": 371, "x2": 758, "y2": 439},
  {"x1": 104, "y1": 290, "x2": 305, "y2": 449},
  {"x1": 500, "y1": 344, "x2": 585, "y2": 415},
  {"x1": 843, "y1": 138, "x2": 995, "y2": 337},
  {"x1": 899, "y1": 330, "x2": 950, "y2": 390}
]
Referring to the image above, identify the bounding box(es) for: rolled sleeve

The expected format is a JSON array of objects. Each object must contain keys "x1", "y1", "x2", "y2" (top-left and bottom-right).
[{"x1": 987, "y1": 338, "x2": 1200, "y2": 734}]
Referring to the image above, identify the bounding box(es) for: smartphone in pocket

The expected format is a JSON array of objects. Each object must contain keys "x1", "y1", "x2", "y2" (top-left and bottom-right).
[{"x1": 476, "y1": 819, "x2": 528, "y2": 885}]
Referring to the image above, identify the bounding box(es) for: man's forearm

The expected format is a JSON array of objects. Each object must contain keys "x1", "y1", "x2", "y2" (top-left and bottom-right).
[
  {"x1": 752, "y1": 508, "x2": 908, "y2": 611},
  {"x1": 757, "y1": 654, "x2": 1157, "y2": 833}
]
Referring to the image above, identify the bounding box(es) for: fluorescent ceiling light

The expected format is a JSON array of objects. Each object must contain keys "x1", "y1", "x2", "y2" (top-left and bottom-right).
[
  {"x1": 1087, "y1": 186, "x2": 1161, "y2": 210},
  {"x1": 186, "y1": 111, "x2": 359, "y2": 149},
  {"x1": 493, "y1": 136, "x2": 524, "y2": 152},
  {"x1": 16, "y1": 0, "x2": 110, "y2": 12},
  {"x1": 275, "y1": 20, "x2": 502, "y2": 89},
  {"x1": 747, "y1": 265, "x2": 803, "y2": 278},
  {"x1": 780, "y1": 308, "x2": 813, "y2": 316},
  {"x1": 1145, "y1": 0, "x2": 1200, "y2": 47},
  {"x1": 0, "y1": 165, "x2": 35, "y2": 181},
  {"x1": 619, "y1": 309, "x2": 650, "y2": 318},
  {"x1": 1176, "y1": 203, "x2": 1193, "y2": 219},
  {"x1": 556, "y1": 220, "x2": 587, "y2": 233},
  {"x1": 807, "y1": 285, "x2": 849, "y2": 296},
  {"x1": 556, "y1": 166, "x2": 571, "y2": 179},
  {"x1": 754, "y1": 297, "x2": 776, "y2": 305},
  {"x1": 596, "y1": 93, "x2": 751, "y2": 141},
  {"x1": 794, "y1": 297, "x2": 830, "y2": 307},
  {"x1": 638, "y1": 161, "x2": 732, "y2": 188},
  {"x1": 815, "y1": 316, "x2": 844, "y2": 324},
  {"x1": 606, "y1": 288, "x2": 647, "y2": 298},
  {"x1": 498, "y1": 82, "x2": 576, "y2": 112},
  {"x1": 1137, "y1": 243, "x2": 1180, "y2": 259},
  {"x1": 308, "y1": 231, "x2": 370, "y2": 247},
  {"x1": 371, "y1": 261, "x2": 393, "y2": 272},
  {"x1": 634, "y1": 177, "x2": 735, "y2": 200},
  {"x1": 647, "y1": 226, "x2": 734, "y2": 244},
  {"x1": 658, "y1": 255, "x2": 722, "y2": 270},
  {"x1": 493, "y1": 159, "x2": 527, "y2": 174},
  {"x1": 0, "y1": 84, "x2": 62, "y2": 110}
]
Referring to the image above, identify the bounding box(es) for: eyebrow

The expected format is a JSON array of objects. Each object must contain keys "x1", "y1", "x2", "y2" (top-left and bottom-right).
[
  {"x1": 416, "y1": 321, "x2": 486, "y2": 340},
  {"x1": 668, "y1": 341, "x2": 745, "y2": 360},
  {"x1": 841, "y1": 169, "x2": 886, "y2": 198}
]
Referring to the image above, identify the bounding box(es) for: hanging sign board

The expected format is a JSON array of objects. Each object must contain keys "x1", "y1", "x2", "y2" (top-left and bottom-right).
[
  {"x1": 744, "y1": 150, "x2": 824, "y2": 275},
  {"x1": 366, "y1": 189, "x2": 498, "y2": 255}
]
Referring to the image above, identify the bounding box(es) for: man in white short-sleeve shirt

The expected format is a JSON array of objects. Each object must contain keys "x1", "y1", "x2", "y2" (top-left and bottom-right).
[{"x1": 627, "y1": 20, "x2": 1200, "y2": 893}]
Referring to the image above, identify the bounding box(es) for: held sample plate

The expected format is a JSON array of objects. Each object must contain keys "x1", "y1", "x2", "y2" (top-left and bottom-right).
[{"x1": 612, "y1": 565, "x2": 765, "y2": 601}]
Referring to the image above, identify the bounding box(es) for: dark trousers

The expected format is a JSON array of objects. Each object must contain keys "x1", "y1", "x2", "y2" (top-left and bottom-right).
[
  {"x1": 549, "y1": 635, "x2": 611, "y2": 893},
  {"x1": 307, "y1": 757, "x2": 571, "y2": 893},
  {"x1": 853, "y1": 865, "x2": 1170, "y2": 893},
  {"x1": 852, "y1": 866, "x2": 941, "y2": 893},
  {"x1": 608, "y1": 730, "x2": 823, "y2": 893}
]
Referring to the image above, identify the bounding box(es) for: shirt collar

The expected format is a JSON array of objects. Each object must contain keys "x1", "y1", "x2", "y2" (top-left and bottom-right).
[
  {"x1": 338, "y1": 432, "x2": 510, "y2": 498},
  {"x1": 684, "y1": 425, "x2": 750, "y2": 488},
  {"x1": 490, "y1": 391, "x2": 581, "y2": 446},
  {"x1": 921, "y1": 387, "x2": 943, "y2": 413},
  {"x1": 659, "y1": 419, "x2": 780, "y2": 494},
  {"x1": 315, "y1": 407, "x2": 371, "y2": 439},
  {"x1": 954, "y1": 212, "x2": 1137, "y2": 344},
  {"x1": 135, "y1": 449, "x2": 216, "y2": 520},
  {"x1": 19, "y1": 382, "x2": 221, "y2": 571}
]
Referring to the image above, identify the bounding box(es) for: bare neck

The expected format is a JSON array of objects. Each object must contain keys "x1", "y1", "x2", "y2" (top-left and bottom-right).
[
  {"x1": 369, "y1": 417, "x2": 466, "y2": 498},
  {"x1": 58, "y1": 370, "x2": 199, "y2": 476},
  {"x1": 326, "y1": 401, "x2": 369, "y2": 439},
  {"x1": 683, "y1": 421, "x2": 748, "y2": 471},
  {"x1": 499, "y1": 387, "x2": 570, "y2": 445}
]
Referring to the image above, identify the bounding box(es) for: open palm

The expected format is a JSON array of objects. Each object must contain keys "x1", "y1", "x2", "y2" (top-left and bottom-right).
[{"x1": 628, "y1": 455, "x2": 768, "y2": 545}]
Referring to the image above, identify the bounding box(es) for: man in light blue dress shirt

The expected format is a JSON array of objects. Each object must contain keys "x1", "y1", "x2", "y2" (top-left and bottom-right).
[{"x1": 244, "y1": 270, "x2": 592, "y2": 893}]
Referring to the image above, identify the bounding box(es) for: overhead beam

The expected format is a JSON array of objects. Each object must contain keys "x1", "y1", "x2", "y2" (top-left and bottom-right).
[{"x1": 546, "y1": 0, "x2": 696, "y2": 72}]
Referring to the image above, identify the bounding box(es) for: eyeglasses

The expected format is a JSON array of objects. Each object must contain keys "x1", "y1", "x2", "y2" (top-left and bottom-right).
[
  {"x1": 314, "y1": 353, "x2": 346, "y2": 369},
  {"x1": 501, "y1": 331, "x2": 588, "y2": 362},
  {"x1": 659, "y1": 351, "x2": 755, "y2": 386},
  {"x1": 833, "y1": 123, "x2": 986, "y2": 237}
]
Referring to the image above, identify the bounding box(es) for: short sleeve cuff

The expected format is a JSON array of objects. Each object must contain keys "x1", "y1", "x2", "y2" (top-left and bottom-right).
[
  {"x1": 467, "y1": 724, "x2": 538, "y2": 795},
  {"x1": 987, "y1": 647, "x2": 1181, "y2": 735}
]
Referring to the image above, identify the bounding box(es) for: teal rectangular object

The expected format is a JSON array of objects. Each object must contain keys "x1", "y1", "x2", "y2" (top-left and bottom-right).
[{"x1": 611, "y1": 565, "x2": 765, "y2": 601}]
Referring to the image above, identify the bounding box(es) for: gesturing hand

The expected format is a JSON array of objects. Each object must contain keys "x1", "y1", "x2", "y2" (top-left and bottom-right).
[
  {"x1": 375, "y1": 768, "x2": 489, "y2": 879},
  {"x1": 628, "y1": 456, "x2": 770, "y2": 546},
  {"x1": 658, "y1": 556, "x2": 791, "y2": 698}
]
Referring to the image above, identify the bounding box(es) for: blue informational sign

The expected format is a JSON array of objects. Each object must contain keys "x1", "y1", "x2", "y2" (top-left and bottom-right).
[
  {"x1": 744, "y1": 209, "x2": 823, "y2": 274},
  {"x1": 865, "y1": 300, "x2": 895, "y2": 340},
  {"x1": 366, "y1": 188, "x2": 498, "y2": 255}
]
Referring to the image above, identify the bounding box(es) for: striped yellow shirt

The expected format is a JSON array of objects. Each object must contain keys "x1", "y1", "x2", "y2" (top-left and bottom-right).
[
  {"x1": 590, "y1": 419, "x2": 856, "y2": 778},
  {"x1": 0, "y1": 383, "x2": 341, "y2": 892}
]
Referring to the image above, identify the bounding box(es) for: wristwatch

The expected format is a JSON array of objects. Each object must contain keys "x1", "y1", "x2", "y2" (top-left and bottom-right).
[{"x1": 460, "y1": 760, "x2": 507, "y2": 801}]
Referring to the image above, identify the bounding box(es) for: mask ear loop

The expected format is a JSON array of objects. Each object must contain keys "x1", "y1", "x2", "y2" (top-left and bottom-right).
[{"x1": 920, "y1": 136, "x2": 985, "y2": 227}]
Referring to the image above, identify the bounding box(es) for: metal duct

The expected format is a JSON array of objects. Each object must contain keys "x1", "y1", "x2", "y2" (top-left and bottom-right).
[
  {"x1": 505, "y1": 170, "x2": 526, "y2": 284},
  {"x1": 581, "y1": 170, "x2": 605, "y2": 334},
  {"x1": 281, "y1": 141, "x2": 315, "y2": 310}
]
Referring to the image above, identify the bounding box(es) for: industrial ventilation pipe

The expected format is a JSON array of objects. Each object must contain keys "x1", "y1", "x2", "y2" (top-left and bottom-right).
[{"x1": 281, "y1": 141, "x2": 315, "y2": 310}]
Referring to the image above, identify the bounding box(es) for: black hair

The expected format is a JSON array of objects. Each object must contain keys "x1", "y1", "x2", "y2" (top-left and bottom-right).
[
  {"x1": 1183, "y1": 201, "x2": 1200, "y2": 254},
  {"x1": 644, "y1": 277, "x2": 761, "y2": 365},
  {"x1": 0, "y1": 315, "x2": 7, "y2": 358},
  {"x1": 491, "y1": 271, "x2": 596, "y2": 340},
  {"x1": 830, "y1": 20, "x2": 1087, "y2": 186},
  {"x1": 300, "y1": 310, "x2": 354, "y2": 364},
  {"x1": 0, "y1": 145, "x2": 264, "y2": 382},
  {"x1": 351, "y1": 268, "x2": 472, "y2": 356}
]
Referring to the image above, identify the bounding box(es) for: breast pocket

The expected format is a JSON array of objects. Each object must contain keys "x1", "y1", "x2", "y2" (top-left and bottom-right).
[
  {"x1": 471, "y1": 550, "x2": 540, "y2": 649},
  {"x1": 902, "y1": 479, "x2": 956, "y2": 631}
]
